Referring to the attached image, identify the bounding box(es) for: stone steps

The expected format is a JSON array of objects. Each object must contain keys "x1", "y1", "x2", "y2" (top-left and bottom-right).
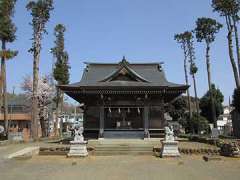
[
  {"x1": 93, "y1": 143, "x2": 154, "y2": 156},
  {"x1": 94, "y1": 151, "x2": 154, "y2": 156},
  {"x1": 103, "y1": 131, "x2": 144, "y2": 139},
  {"x1": 149, "y1": 129, "x2": 165, "y2": 138}
]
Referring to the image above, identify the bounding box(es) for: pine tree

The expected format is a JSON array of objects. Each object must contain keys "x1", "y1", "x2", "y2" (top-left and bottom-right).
[
  {"x1": 174, "y1": 32, "x2": 192, "y2": 119},
  {"x1": 186, "y1": 32, "x2": 200, "y2": 116},
  {"x1": 175, "y1": 31, "x2": 199, "y2": 116},
  {"x1": 195, "y1": 17, "x2": 223, "y2": 127},
  {"x1": 212, "y1": 0, "x2": 240, "y2": 88}
]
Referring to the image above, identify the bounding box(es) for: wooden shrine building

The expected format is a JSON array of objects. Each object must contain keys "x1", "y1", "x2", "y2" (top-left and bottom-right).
[{"x1": 59, "y1": 57, "x2": 188, "y2": 139}]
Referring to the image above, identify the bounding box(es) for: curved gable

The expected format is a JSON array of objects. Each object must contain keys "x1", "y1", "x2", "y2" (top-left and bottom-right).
[{"x1": 99, "y1": 59, "x2": 150, "y2": 83}]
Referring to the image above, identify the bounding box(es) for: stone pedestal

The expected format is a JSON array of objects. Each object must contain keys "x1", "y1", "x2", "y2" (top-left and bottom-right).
[
  {"x1": 67, "y1": 141, "x2": 88, "y2": 157},
  {"x1": 161, "y1": 140, "x2": 180, "y2": 158}
]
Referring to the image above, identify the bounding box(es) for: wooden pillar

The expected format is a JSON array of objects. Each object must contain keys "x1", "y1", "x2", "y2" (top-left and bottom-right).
[
  {"x1": 160, "y1": 97, "x2": 166, "y2": 127},
  {"x1": 144, "y1": 105, "x2": 150, "y2": 138},
  {"x1": 99, "y1": 106, "x2": 104, "y2": 138}
]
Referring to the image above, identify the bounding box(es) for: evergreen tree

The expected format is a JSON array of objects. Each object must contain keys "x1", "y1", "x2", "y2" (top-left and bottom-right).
[
  {"x1": 187, "y1": 113, "x2": 209, "y2": 134},
  {"x1": 0, "y1": 0, "x2": 18, "y2": 135},
  {"x1": 26, "y1": 0, "x2": 53, "y2": 140},
  {"x1": 167, "y1": 96, "x2": 187, "y2": 122},
  {"x1": 195, "y1": 17, "x2": 222, "y2": 127},
  {"x1": 200, "y1": 84, "x2": 224, "y2": 123},
  {"x1": 51, "y1": 24, "x2": 70, "y2": 136}
]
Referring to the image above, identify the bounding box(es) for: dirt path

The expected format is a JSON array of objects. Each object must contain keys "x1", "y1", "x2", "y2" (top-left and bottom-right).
[
  {"x1": 0, "y1": 142, "x2": 239, "y2": 180},
  {"x1": 0, "y1": 153, "x2": 240, "y2": 180}
]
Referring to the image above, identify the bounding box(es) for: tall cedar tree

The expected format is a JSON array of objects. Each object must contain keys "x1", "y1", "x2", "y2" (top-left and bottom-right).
[
  {"x1": 195, "y1": 17, "x2": 223, "y2": 127},
  {"x1": 200, "y1": 84, "x2": 224, "y2": 123},
  {"x1": 26, "y1": 0, "x2": 53, "y2": 140},
  {"x1": 212, "y1": 0, "x2": 240, "y2": 88},
  {"x1": 174, "y1": 32, "x2": 192, "y2": 119},
  {"x1": 185, "y1": 32, "x2": 200, "y2": 116},
  {"x1": 175, "y1": 32, "x2": 199, "y2": 117},
  {"x1": 51, "y1": 24, "x2": 70, "y2": 136},
  {"x1": 0, "y1": 0, "x2": 18, "y2": 135}
]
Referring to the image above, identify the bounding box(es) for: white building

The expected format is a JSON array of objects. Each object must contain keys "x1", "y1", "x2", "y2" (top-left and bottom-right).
[
  {"x1": 217, "y1": 106, "x2": 233, "y2": 135},
  {"x1": 61, "y1": 113, "x2": 84, "y2": 127}
]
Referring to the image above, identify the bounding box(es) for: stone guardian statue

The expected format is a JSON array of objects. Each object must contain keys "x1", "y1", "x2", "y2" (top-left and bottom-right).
[
  {"x1": 161, "y1": 125, "x2": 180, "y2": 158},
  {"x1": 67, "y1": 126, "x2": 88, "y2": 157}
]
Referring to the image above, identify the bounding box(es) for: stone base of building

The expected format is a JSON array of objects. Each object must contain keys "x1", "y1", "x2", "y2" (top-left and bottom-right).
[
  {"x1": 160, "y1": 140, "x2": 180, "y2": 158},
  {"x1": 67, "y1": 141, "x2": 88, "y2": 157}
]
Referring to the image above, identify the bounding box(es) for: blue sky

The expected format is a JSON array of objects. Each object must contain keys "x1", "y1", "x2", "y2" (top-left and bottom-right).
[{"x1": 6, "y1": 0, "x2": 236, "y2": 104}]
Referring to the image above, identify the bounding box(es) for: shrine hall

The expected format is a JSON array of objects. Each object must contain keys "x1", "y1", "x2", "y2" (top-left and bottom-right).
[{"x1": 59, "y1": 57, "x2": 188, "y2": 139}]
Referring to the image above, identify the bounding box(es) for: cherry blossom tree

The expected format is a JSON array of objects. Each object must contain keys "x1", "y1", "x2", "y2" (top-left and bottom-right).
[{"x1": 21, "y1": 75, "x2": 54, "y2": 137}]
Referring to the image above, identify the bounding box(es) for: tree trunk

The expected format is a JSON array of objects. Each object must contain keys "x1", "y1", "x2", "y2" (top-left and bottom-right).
[
  {"x1": 40, "y1": 117, "x2": 46, "y2": 137},
  {"x1": 186, "y1": 39, "x2": 199, "y2": 116},
  {"x1": 192, "y1": 73, "x2": 200, "y2": 134},
  {"x1": 233, "y1": 19, "x2": 240, "y2": 78},
  {"x1": 227, "y1": 27, "x2": 240, "y2": 88},
  {"x1": 59, "y1": 90, "x2": 64, "y2": 137},
  {"x1": 39, "y1": 107, "x2": 46, "y2": 137},
  {"x1": 183, "y1": 51, "x2": 192, "y2": 119},
  {"x1": 206, "y1": 43, "x2": 217, "y2": 128},
  {"x1": 39, "y1": 105, "x2": 48, "y2": 137},
  {"x1": 0, "y1": 62, "x2": 2, "y2": 122},
  {"x1": 232, "y1": 110, "x2": 240, "y2": 138},
  {"x1": 32, "y1": 30, "x2": 42, "y2": 140},
  {"x1": 54, "y1": 88, "x2": 59, "y2": 136},
  {"x1": 192, "y1": 73, "x2": 199, "y2": 115},
  {"x1": 1, "y1": 40, "x2": 8, "y2": 136}
]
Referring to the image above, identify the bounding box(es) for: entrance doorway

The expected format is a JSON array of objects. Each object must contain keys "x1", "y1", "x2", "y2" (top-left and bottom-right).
[{"x1": 104, "y1": 107, "x2": 144, "y2": 130}]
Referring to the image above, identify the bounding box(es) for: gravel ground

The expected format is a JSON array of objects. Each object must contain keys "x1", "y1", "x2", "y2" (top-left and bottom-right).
[{"x1": 0, "y1": 142, "x2": 239, "y2": 180}]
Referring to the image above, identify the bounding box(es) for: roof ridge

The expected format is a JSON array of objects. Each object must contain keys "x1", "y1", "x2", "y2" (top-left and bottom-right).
[{"x1": 84, "y1": 62, "x2": 164, "y2": 65}]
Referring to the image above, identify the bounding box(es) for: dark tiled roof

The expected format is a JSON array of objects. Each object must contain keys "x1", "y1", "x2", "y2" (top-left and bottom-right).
[{"x1": 60, "y1": 59, "x2": 188, "y2": 90}]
